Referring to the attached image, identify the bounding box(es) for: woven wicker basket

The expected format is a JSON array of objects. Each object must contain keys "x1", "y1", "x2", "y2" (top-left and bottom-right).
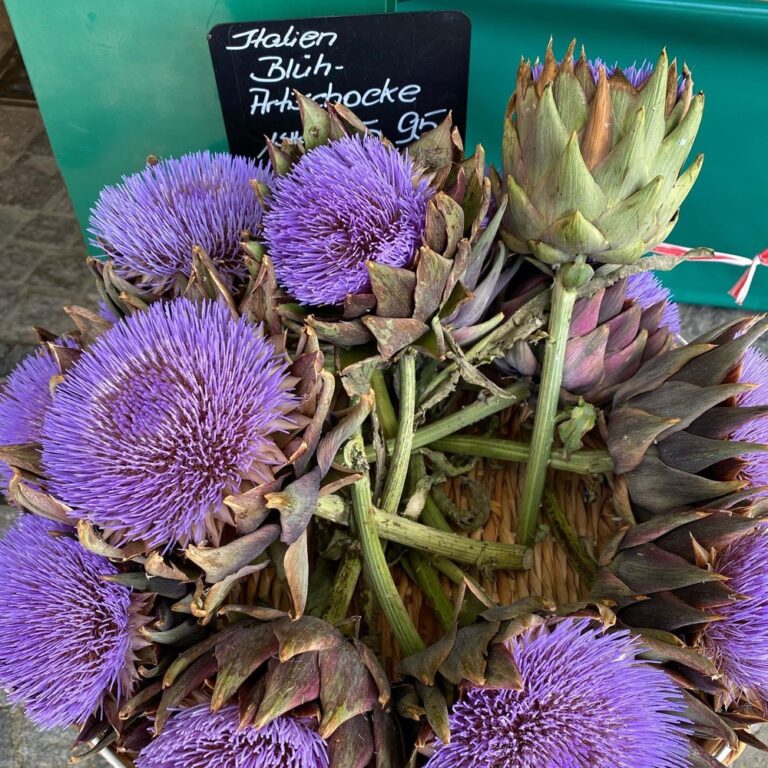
[
  {"x1": 100, "y1": 403, "x2": 745, "y2": 766},
  {"x1": 381, "y1": 404, "x2": 617, "y2": 667}
]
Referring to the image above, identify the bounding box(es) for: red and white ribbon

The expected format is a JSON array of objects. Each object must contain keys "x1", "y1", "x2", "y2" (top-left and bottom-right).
[{"x1": 651, "y1": 242, "x2": 768, "y2": 305}]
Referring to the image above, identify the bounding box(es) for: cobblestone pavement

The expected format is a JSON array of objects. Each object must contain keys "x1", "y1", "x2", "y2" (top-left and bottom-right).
[{"x1": 0, "y1": 85, "x2": 767, "y2": 768}]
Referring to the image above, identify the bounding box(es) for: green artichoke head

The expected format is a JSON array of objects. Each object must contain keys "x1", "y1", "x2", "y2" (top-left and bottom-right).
[{"x1": 500, "y1": 41, "x2": 704, "y2": 266}]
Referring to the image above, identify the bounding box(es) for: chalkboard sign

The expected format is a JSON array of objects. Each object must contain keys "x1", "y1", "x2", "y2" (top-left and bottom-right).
[{"x1": 208, "y1": 11, "x2": 471, "y2": 159}]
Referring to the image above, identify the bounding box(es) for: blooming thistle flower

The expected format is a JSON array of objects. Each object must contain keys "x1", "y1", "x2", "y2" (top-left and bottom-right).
[
  {"x1": 698, "y1": 527, "x2": 768, "y2": 705},
  {"x1": 263, "y1": 134, "x2": 432, "y2": 307},
  {"x1": 735, "y1": 346, "x2": 768, "y2": 492},
  {"x1": 0, "y1": 514, "x2": 144, "y2": 728},
  {"x1": 425, "y1": 619, "x2": 690, "y2": 768},
  {"x1": 89, "y1": 152, "x2": 271, "y2": 296},
  {"x1": 625, "y1": 271, "x2": 681, "y2": 335},
  {"x1": 41, "y1": 298, "x2": 298, "y2": 549},
  {"x1": 0, "y1": 338, "x2": 78, "y2": 484},
  {"x1": 135, "y1": 704, "x2": 329, "y2": 768}
]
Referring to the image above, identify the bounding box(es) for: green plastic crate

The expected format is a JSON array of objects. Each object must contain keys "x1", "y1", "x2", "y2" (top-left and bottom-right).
[
  {"x1": 397, "y1": 0, "x2": 768, "y2": 310},
  {"x1": 4, "y1": 0, "x2": 387, "y2": 248},
  {"x1": 7, "y1": 0, "x2": 768, "y2": 308}
]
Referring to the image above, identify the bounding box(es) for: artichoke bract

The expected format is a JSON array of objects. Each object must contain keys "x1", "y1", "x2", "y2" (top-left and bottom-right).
[
  {"x1": 592, "y1": 504, "x2": 768, "y2": 721},
  {"x1": 499, "y1": 42, "x2": 703, "y2": 266},
  {"x1": 155, "y1": 614, "x2": 401, "y2": 768},
  {"x1": 499, "y1": 272, "x2": 680, "y2": 404},
  {"x1": 606, "y1": 317, "x2": 768, "y2": 514}
]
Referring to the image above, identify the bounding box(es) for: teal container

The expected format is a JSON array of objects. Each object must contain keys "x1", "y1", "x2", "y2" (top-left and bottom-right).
[
  {"x1": 7, "y1": 0, "x2": 768, "y2": 308},
  {"x1": 397, "y1": 0, "x2": 768, "y2": 310},
  {"x1": 3, "y1": 0, "x2": 386, "y2": 248}
]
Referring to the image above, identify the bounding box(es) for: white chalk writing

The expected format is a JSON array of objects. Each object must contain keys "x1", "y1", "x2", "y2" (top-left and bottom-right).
[{"x1": 227, "y1": 21, "x2": 453, "y2": 148}]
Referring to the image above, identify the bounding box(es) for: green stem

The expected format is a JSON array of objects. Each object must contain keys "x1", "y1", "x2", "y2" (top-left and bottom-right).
[
  {"x1": 517, "y1": 264, "x2": 588, "y2": 546},
  {"x1": 402, "y1": 455, "x2": 454, "y2": 631},
  {"x1": 345, "y1": 434, "x2": 424, "y2": 657},
  {"x1": 380, "y1": 352, "x2": 417, "y2": 516},
  {"x1": 405, "y1": 552, "x2": 454, "y2": 631},
  {"x1": 431, "y1": 555, "x2": 465, "y2": 583},
  {"x1": 417, "y1": 358, "x2": 439, "y2": 401},
  {"x1": 429, "y1": 435, "x2": 614, "y2": 475},
  {"x1": 314, "y1": 495, "x2": 532, "y2": 571},
  {"x1": 322, "y1": 552, "x2": 363, "y2": 626},
  {"x1": 542, "y1": 487, "x2": 598, "y2": 583},
  {"x1": 370, "y1": 369, "x2": 398, "y2": 440},
  {"x1": 364, "y1": 382, "x2": 529, "y2": 463},
  {"x1": 421, "y1": 493, "x2": 453, "y2": 533}
]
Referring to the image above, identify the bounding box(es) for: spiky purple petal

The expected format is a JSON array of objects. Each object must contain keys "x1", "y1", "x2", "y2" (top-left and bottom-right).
[
  {"x1": 263, "y1": 134, "x2": 431, "y2": 306},
  {"x1": 89, "y1": 152, "x2": 271, "y2": 294},
  {"x1": 736, "y1": 347, "x2": 768, "y2": 491},
  {"x1": 0, "y1": 514, "x2": 134, "y2": 728},
  {"x1": 135, "y1": 704, "x2": 328, "y2": 768},
  {"x1": 98, "y1": 300, "x2": 120, "y2": 324},
  {"x1": 700, "y1": 527, "x2": 768, "y2": 701},
  {"x1": 532, "y1": 56, "x2": 689, "y2": 95},
  {"x1": 533, "y1": 58, "x2": 655, "y2": 89},
  {"x1": 626, "y1": 272, "x2": 681, "y2": 334},
  {"x1": 41, "y1": 298, "x2": 297, "y2": 548},
  {"x1": 426, "y1": 619, "x2": 690, "y2": 768},
  {"x1": 0, "y1": 338, "x2": 77, "y2": 485}
]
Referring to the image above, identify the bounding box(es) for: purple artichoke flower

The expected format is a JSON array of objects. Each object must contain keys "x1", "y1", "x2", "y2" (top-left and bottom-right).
[
  {"x1": 263, "y1": 134, "x2": 432, "y2": 306},
  {"x1": 0, "y1": 338, "x2": 77, "y2": 484},
  {"x1": 98, "y1": 300, "x2": 120, "y2": 324},
  {"x1": 699, "y1": 527, "x2": 768, "y2": 703},
  {"x1": 0, "y1": 514, "x2": 141, "y2": 728},
  {"x1": 426, "y1": 619, "x2": 690, "y2": 768},
  {"x1": 625, "y1": 272, "x2": 681, "y2": 335},
  {"x1": 735, "y1": 347, "x2": 768, "y2": 492},
  {"x1": 533, "y1": 58, "x2": 667, "y2": 90},
  {"x1": 89, "y1": 152, "x2": 271, "y2": 295},
  {"x1": 41, "y1": 298, "x2": 298, "y2": 549},
  {"x1": 135, "y1": 704, "x2": 328, "y2": 768}
]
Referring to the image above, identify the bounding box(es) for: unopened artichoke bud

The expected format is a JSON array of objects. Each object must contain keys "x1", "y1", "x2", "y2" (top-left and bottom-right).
[
  {"x1": 593, "y1": 505, "x2": 768, "y2": 725},
  {"x1": 156, "y1": 614, "x2": 402, "y2": 768},
  {"x1": 606, "y1": 317, "x2": 768, "y2": 514},
  {"x1": 592, "y1": 506, "x2": 762, "y2": 633},
  {"x1": 497, "y1": 271, "x2": 680, "y2": 404},
  {"x1": 262, "y1": 98, "x2": 517, "y2": 360},
  {"x1": 499, "y1": 41, "x2": 703, "y2": 266},
  {"x1": 399, "y1": 604, "x2": 694, "y2": 768}
]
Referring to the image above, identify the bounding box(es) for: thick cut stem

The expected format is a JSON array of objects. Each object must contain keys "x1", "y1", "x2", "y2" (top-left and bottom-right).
[
  {"x1": 429, "y1": 435, "x2": 613, "y2": 475},
  {"x1": 315, "y1": 495, "x2": 532, "y2": 571},
  {"x1": 517, "y1": 263, "x2": 590, "y2": 546},
  {"x1": 345, "y1": 434, "x2": 424, "y2": 657},
  {"x1": 322, "y1": 552, "x2": 363, "y2": 626},
  {"x1": 380, "y1": 352, "x2": 417, "y2": 516}
]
